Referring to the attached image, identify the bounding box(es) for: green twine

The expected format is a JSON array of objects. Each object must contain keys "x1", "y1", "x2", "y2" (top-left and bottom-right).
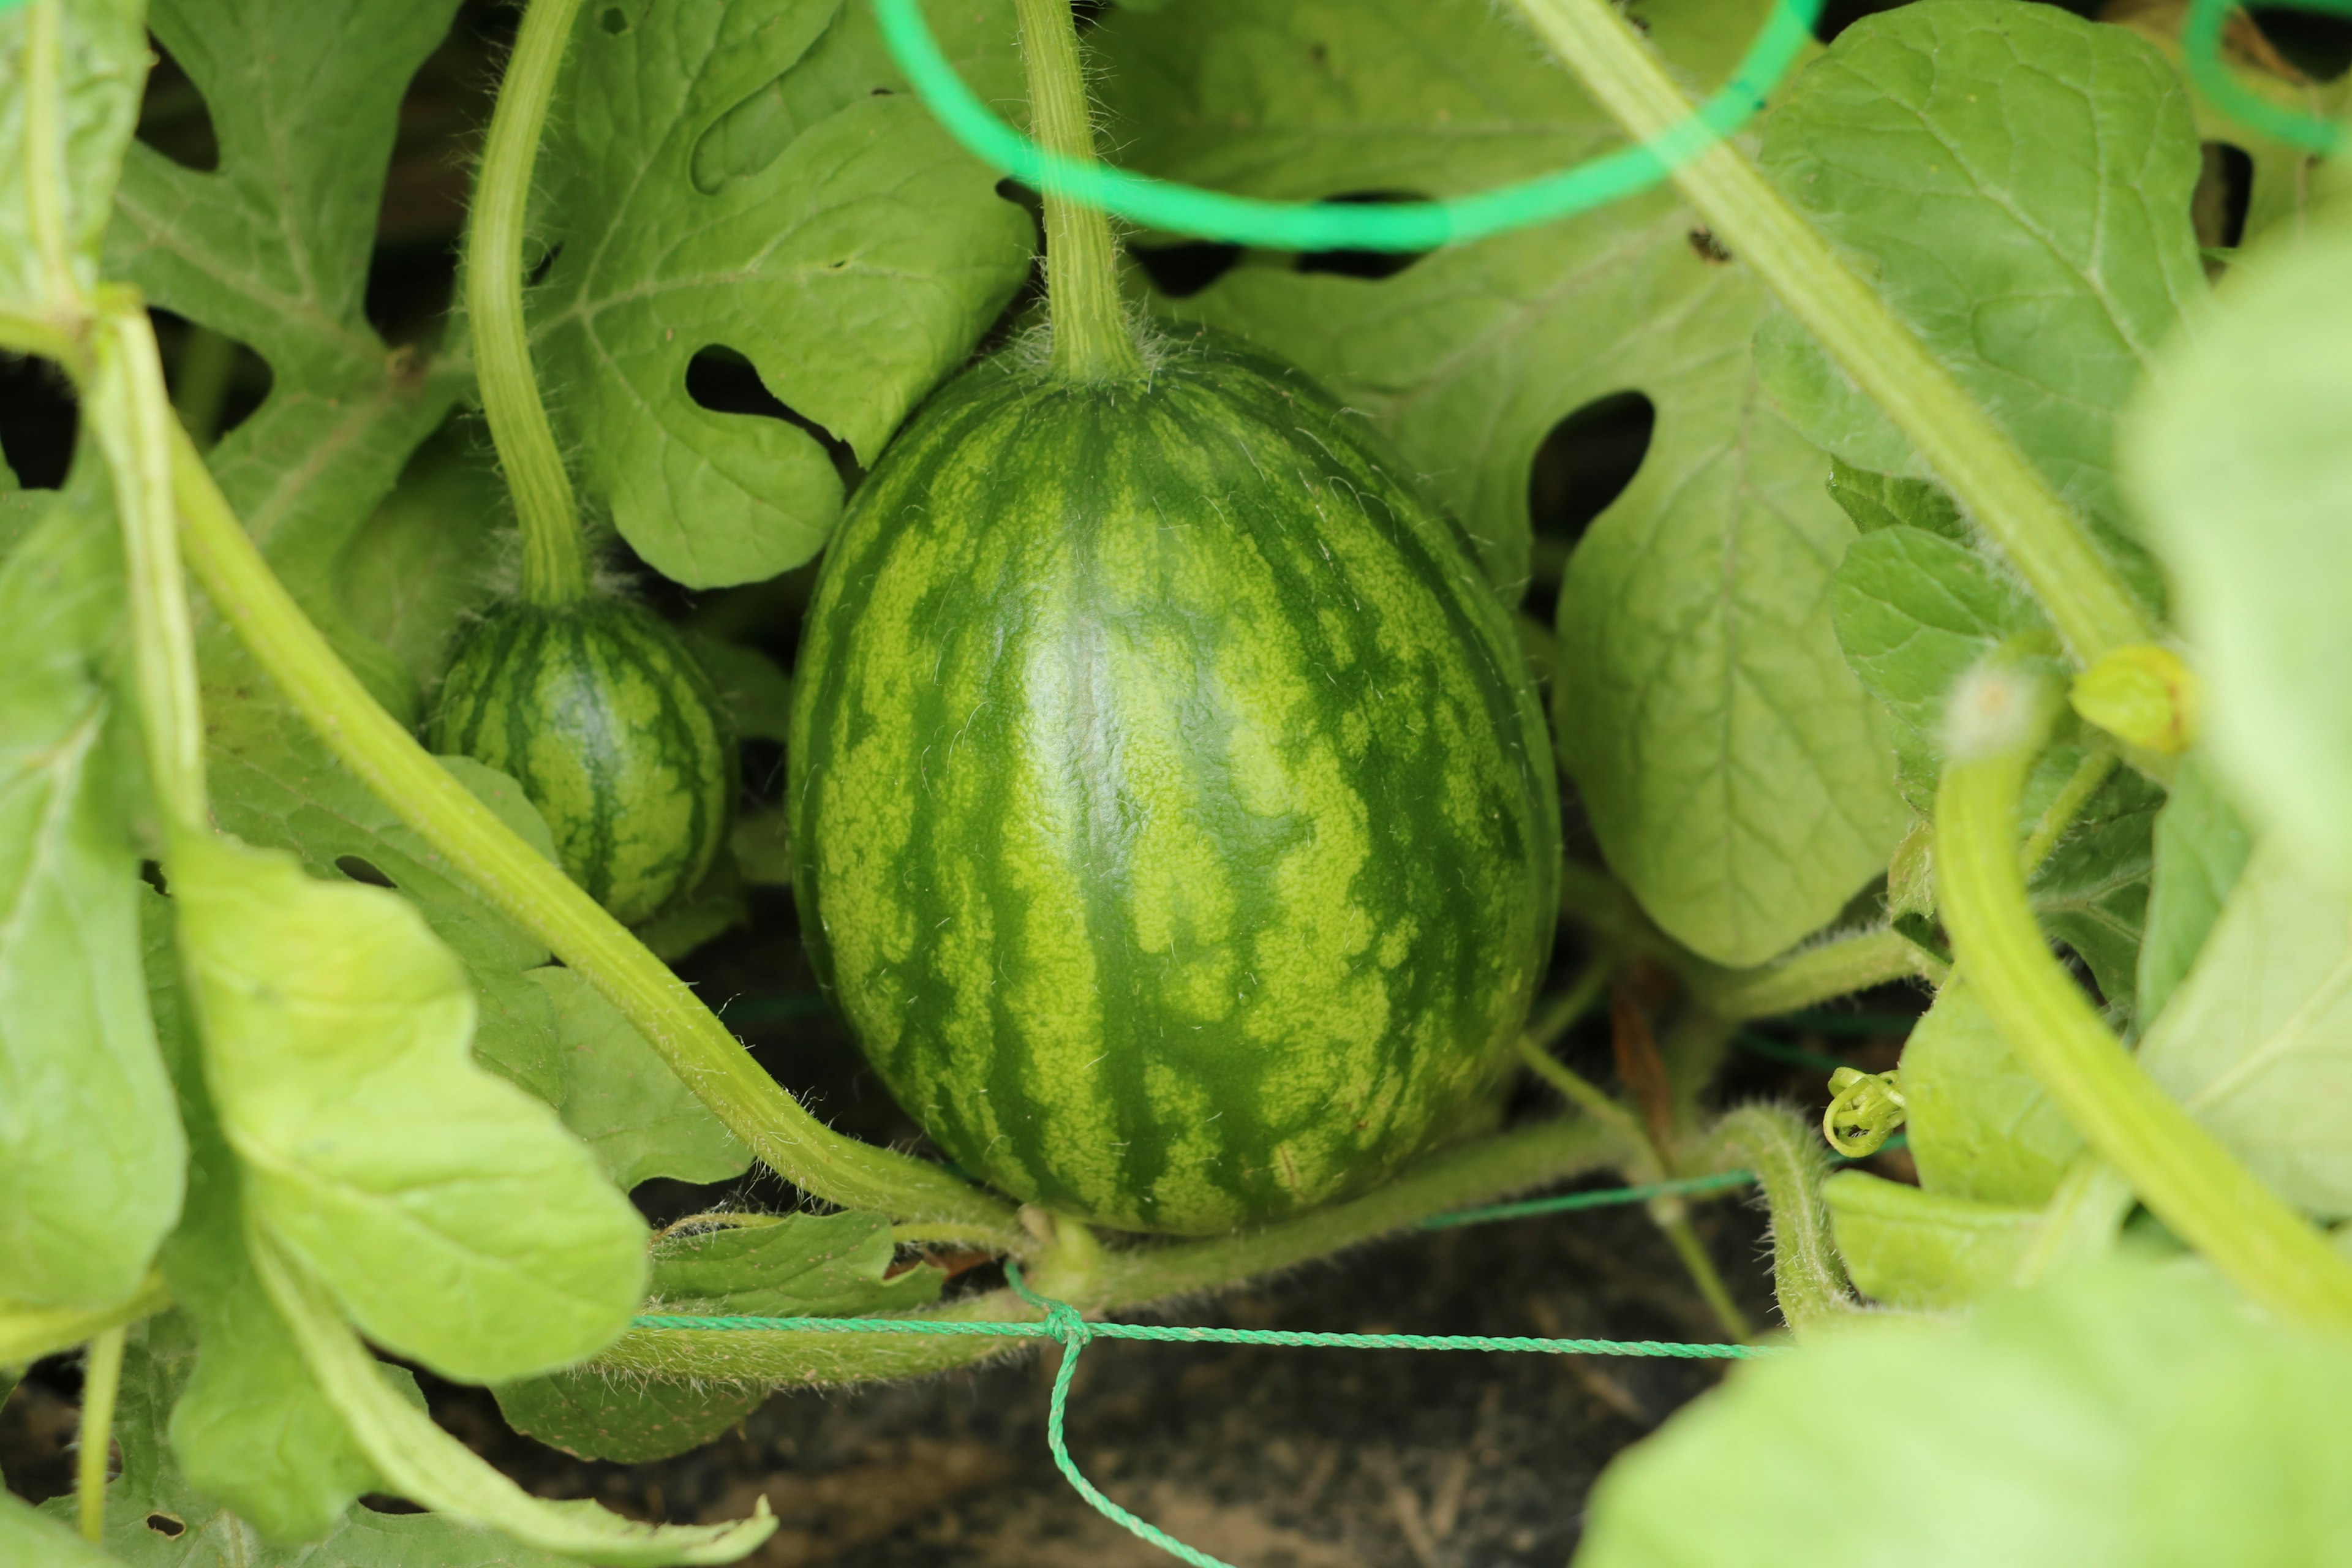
[
  {"x1": 870, "y1": 0, "x2": 1825, "y2": 251},
  {"x1": 638, "y1": 1249, "x2": 1780, "y2": 1568},
  {"x1": 2184, "y1": 0, "x2": 2350, "y2": 156}
]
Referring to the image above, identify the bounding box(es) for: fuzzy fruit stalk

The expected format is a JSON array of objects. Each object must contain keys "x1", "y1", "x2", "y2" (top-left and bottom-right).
[
  {"x1": 444, "y1": 0, "x2": 734, "y2": 924},
  {"x1": 786, "y1": 0, "x2": 1561, "y2": 1233}
]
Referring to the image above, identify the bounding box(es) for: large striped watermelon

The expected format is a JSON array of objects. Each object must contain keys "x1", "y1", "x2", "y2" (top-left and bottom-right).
[
  {"x1": 789, "y1": 330, "x2": 1561, "y2": 1234},
  {"x1": 431, "y1": 598, "x2": 734, "y2": 925}
]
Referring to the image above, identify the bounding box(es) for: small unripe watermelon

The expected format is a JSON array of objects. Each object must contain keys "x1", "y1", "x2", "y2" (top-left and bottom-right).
[
  {"x1": 789, "y1": 332, "x2": 1561, "y2": 1234},
  {"x1": 431, "y1": 598, "x2": 734, "y2": 925}
]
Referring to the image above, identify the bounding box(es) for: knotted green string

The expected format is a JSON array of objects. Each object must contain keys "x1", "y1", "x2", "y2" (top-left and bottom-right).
[{"x1": 636, "y1": 1236, "x2": 1781, "y2": 1568}]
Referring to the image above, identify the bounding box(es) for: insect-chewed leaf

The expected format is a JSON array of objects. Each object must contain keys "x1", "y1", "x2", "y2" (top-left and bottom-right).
[
  {"x1": 2138, "y1": 840, "x2": 2352, "y2": 1218},
  {"x1": 47, "y1": 1313, "x2": 581, "y2": 1567},
  {"x1": 0, "y1": 485, "x2": 184, "y2": 1310},
  {"x1": 0, "y1": 0, "x2": 145, "y2": 316},
  {"x1": 1578, "y1": 1259, "x2": 2352, "y2": 1567},
  {"x1": 2125, "y1": 220, "x2": 2352, "y2": 879},
  {"x1": 1757, "y1": 0, "x2": 2199, "y2": 600},
  {"x1": 170, "y1": 829, "x2": 649, "y2": 1384},
  {"x1": 530, "y1": 0, "x2": 1034, "y2": 587}
]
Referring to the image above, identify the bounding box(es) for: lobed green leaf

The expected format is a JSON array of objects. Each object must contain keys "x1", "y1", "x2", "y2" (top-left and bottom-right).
[
  {"x1": 172, "y1": 829, "x2": 649, "y2": 1384},
  {"x1": 0, "y1": 481, "x2": 184, "y2": 1310},
  {"x1": 0, "y1": 0, "x2": 145, "y2": 318},
  {"x1": 2138, "y1": 841, "x2": 2352, "y2": 1218},
  {"x1": 107, "y1": 0, "x2": 473, "y2": 722},
  {"x1": 1580, "y1": 1260, "x2": 2352, "y2": 1566},
  {"x1": 530, "y1": 0, "x2": 1034, "y2": 587},
  {"x1": 1757, "y1": 0, "x2": 2201, "y2": 597},
  {"x1": 2125, "y1": 219, "x2": 2352, "y2": 879}
]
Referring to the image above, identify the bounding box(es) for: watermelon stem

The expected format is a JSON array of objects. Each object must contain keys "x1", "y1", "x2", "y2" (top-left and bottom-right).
[
  {"x1": 467, "y1": 0, "x2": 592, "y2": 606},
  {"x1": 1014, "y1": 0, "x2": 1146, "y2": 385}
]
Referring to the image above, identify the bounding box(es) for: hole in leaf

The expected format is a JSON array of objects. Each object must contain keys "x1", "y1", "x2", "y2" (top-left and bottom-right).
[
  {"x1": 1294, "y1": 192, "x2": 1433, "y2": 280},
  {"x1": 2193, "y1": 141, "x2": 2254, "y2": 252},
  {"x1": 599, "y1": 6, "x2": 629, "y2": 34},
  {"x1": 1133, "y1": 241, "x2": 1245, "y2": 298},
  {"x1": 145, "y1": 1513, "x2": 187, "y2": 1538},
  {"x1": 0, "y1": 353, "x2": 78, "y2": 488},
  {"x1": 2246, "y1": 6, "x2": 2352, "y2": 80},
  {"x1": 685, "y1": 347, "x2": 862, "y2": 489},
  {"x1": 151, "y1": 309, "x2": 274, "y2": 446},
  {"x1": 1071, "y1": 0, "x2": 1112, "y2": 27},
  {"x1": 1524, "y1": 391, "x2": 1656, "y2": 623},
  {"x1": 359, "y1": 1494, "x2": 428, "y2": 1516},
  {"x1": 524, "y1": 241, "x2": 562, "y2": 291},
  {"x1": 1804, "y1": 0, "x2": 1913, "y2": 44},
  {"x1": 137, "y1": 36, "x2": 219, "y2": 172},
  {"x1": 335, "y1": 855, "x2": 398, "y2": 889}
]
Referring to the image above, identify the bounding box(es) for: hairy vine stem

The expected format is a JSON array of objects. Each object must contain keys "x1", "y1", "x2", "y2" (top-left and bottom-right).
[
  {"x1": 1512, "y1": 0, "x2": 2155, "y2": 666},
  {"x1": 1936, "y1": 669, "x2": 2352, "y2": 1329},
  {"x1": 91, "y1": 300, "x2": 208, "y2": 835},
  {"x1": 167, "y1": 425, "x2": 1022, "y2": 1241},
  {"x1": 1709, "y1": 1105, "x2": 1855, "y2": 1336},
  {"x1": 468, "y1": 0, "x2": 590, "y2": 606},
  {"x1": 1691, "y1": 927, "x2": 1946, "y2": 1020},
  {"x1": 1014, "y1": 0, "x2": 1145, "y2": 383},
  {"x1": 597, "y1": 1114, "x2": 1633, "y2": 1385}
]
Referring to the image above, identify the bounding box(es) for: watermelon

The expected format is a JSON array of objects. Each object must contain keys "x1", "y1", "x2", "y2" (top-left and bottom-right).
[
  {"x1": 788, "y1": 331, "x2": 1561, "y2": 1234},
  {"x1": 431, "y1": 598, "x2": 734, "y2": 926}
]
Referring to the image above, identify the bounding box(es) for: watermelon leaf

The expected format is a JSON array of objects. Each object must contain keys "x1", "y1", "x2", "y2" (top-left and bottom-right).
[
  {"x1": 528, "y1": 0, "x2": 1035, "y2": 588},
  {"x1": 105, "y1": 0, "x2": 473, "y2": 723},
  {"x1": 1579, "y1": 1260, "x2": 2352, "y2": 1567},
  {"x1": 649, "y1": 1211, "x2": 943, "y2": 1317},
  {"x1": 1755, "y1": 0, "x2": 2198, "y2": 589},
  {"x1": 510, "y1": 968, "x2": 752, "y2": 1193},
  {"x1": 1898, "y1": 976, "x2": 2082, "y2": 1210},
  {"x1": 1095, "y1": 0, "x2": 1907, "y2": 968},
  {"x1": 55, "y1": 1316, "x2": 582, "y2": 1567},
  {"x1": 2124, "y1": 219, "x2": 2352, "y2": 880},
  {"x1": 1820, "y1": 1170, "x2": 2039, "y2": 1311},
  {"x1": 0, "y1": 0, "x2": 145, "y2": 318},
  {"x1": 490, "y1": 1373, "x2": 765, "y2": 1468},
  {"x1": 2135, "y1": 760, "x2": 2251, "y2": 1026},
  {"x1": 1830, "y1": 522, "x2": 2051, "y2": 807},
  {"x1": 2137, "y1": 841, "x2": 2352, "y2": 1218},
  {"x1": 1823, "y1": 458, "x2": 1966, "y2": 543},
  {"x1": 0, "y1": 479, "x2": 185, "y2": 1311},
  {"x1": 171, "y1": 829, "x2": 649, "y2": 1385},
  {"x1": 492, "y1": 1212, "x2": 939, "y2": 1463},
  {"x1": 144, "y1": 888, "x2": 398, "y2": 1545},
  {"x1": 331, "y1": 430, "x2": 510, "y2": 714}
]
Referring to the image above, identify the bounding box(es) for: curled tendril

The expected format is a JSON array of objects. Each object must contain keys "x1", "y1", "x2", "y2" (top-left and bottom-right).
[{"x1": 1822, "y1": 1067, "x2": 1907, "y2": 1158}]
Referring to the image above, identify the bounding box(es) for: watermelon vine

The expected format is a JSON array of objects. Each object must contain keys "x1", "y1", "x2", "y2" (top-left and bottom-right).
[{"x1": 8, "y1": 0, "x2": 2352, "y2": 1560}]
